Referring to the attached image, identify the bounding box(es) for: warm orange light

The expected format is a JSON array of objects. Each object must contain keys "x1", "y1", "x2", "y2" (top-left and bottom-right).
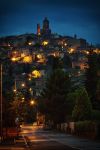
[
  {"x1": 11, "y1": 57, "x2": 17, "y2": 62},
  {"x1": 28, "y1": 78, "x2": 32, "y2": 81},
  {"x1": 13, "y1": 51, "x2": 17, "y2": 54},
  {"x1": 21, "y1": 53, "x2": 26, "y2": 57},
  {"x1": 23, "y1": 56, "x2": 32, "y2": 63},
  {"x1": 36, "y1": 54, "x2": 46, "y2": 63},
  {"x1": 86, "y1": 51, "x2": 89, "y2": 55},
  {"x1": 64, "y1": 43, "x2": 67, "y2": 46},
  {"x1": 11, "y1": 57, "x2": 20, "y2": 62},
  {"x1": 38, "y1": 33, "x2": 41, "y2": 35},
  {"x1": 68, "y1": 48, "x2": 75, "y2": 53},
  {"x1": 32, "y1": 70, "x2": 41, "y2": 78},
  {"x1": 42, "y1": 41, "x2": 48, "y2": 46},
  {"x1": 28, "y1": 42, "x2": 32, "y2": 45},
  {"x1": 21, "y1": 83, "x2": 25, "y2": 87},
  {"x1": 29, "y1": 88, "x2": 32, "y2": 92},
  {"x1": 13, "y1": 89, "x2": 17, "y2": 92},
  {"x1": 37, "y1": 54, "x2": 42, "y2": 59},
  {"x1": 30, "y1": 100, "x2": 35, "y2": 105}
]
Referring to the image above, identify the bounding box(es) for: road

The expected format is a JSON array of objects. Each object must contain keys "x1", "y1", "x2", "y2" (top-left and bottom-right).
[
  {"x1": 0, "y1": 124, "x2": 100, "y2": 150},
  {"x1": 20, "y1": 124, "x2": 78, "y2": 150}
]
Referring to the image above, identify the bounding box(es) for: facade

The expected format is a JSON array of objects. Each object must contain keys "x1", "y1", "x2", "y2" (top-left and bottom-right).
[{"x1": 37, "y1": 24, "x2": 41, "y2": 36}]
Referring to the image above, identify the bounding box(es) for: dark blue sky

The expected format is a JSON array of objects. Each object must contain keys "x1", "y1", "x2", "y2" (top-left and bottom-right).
[{"x1": 0, "y1": 0, "x2": 100, "y2": 44}]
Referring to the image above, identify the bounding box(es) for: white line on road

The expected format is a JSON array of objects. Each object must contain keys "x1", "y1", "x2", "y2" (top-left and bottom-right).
[{"x1": 22, "y1": 135, "x2": 30, "y2": 150}]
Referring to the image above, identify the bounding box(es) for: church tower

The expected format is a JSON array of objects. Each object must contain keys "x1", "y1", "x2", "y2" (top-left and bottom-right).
[
  {"x1": 37, "y1": 24, "x2": 41, "y2": 36},
  {"x1": 41, "y1": 17, "x2": 51, "y2": 37}
]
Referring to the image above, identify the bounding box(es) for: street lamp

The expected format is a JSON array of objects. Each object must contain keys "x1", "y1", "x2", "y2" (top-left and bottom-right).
[
  {"x1": 13, "y1": 79, "x2": 17, "y2": 93},
  {"x1": 21, "y1": 83, "x2": 25, "y2": 87},
  {"x1": 30, "y1": 100, "x2": 35, "y2": 106},
  {"x1": 0, "y1": 64, "x2": 2, "y2": 142}
]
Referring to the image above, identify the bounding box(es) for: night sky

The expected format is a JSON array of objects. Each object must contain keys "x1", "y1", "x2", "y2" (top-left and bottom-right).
[{"x1": 0, "y1": 0, "x2": 100, "y2": 44}]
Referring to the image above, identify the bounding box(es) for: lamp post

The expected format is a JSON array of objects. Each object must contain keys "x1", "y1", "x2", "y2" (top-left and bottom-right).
[
  {"x1": 0, "y1": 64, "x2": 2, "y2": 142},
  {"x1": 13, "y1": 79, "x2": 17, "y2": 93},
  {"x1": 30, "y1": 100, "x2": 35, "y2": 106}
]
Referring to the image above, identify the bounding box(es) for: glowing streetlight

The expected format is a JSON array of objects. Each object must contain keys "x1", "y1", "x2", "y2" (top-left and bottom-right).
[
  {"x1": 11, "y1": 57, "x2": 17, "y2": 62},
  {"x1": 13, "y1": 89, "x2": 17, "y2": 93},
  {"x1": 13, "y1": 79, "x2": 17, "y2": 93},
  {"x1": 28, "y1": 78, "x2": 31, "y2": 81},
  {"x1": 21, "y1": 83, "x2": 25, "y2": 87},
  {"x1": 22, "y1": 97, "x2": 25, "y2": 100},
  {"x1": 30, "y1": 100, "x2": 35, "y2": 106},
  {"x1": 21, "y1": 97, "x2": 25, "y2": 102},
  {"x1": 28, "y1": 42, "x2": 32, "y2": 46}
]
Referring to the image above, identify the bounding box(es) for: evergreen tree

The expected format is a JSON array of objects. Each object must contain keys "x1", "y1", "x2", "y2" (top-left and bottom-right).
[
  {"x1": 39, "y1": 69, "x2": 71, "y2": 125},
  {"x1": 66, "y1": 92, "x2": 77, "y2": 120},
  {"x1": 72, "y1": 87, "x2": 92, "y2": 121},
  {"x1": 47, "y1": 56, "x2": 63, "y2": 70},
  {"x1": 62, "y1": 54, "x2": 72, "y2": 68},
  {"x1": 85, "y1": 53, "x2": 100, "y2": 108},
  {"x1": 95, "y1": 80, "x2": 100, "y2": 109}
]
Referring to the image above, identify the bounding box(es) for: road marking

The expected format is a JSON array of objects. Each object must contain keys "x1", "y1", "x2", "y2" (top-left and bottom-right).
[
  {"x1": 30, "y1": 139, "x2": 53, "y2": 142},
  {"x1": 22, "y1": 135, "x2": 30, "y2": 150}
]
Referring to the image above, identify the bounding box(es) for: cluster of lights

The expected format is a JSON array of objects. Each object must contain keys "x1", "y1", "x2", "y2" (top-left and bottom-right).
[
  {"x1": 11, "y1": 57, "x2": 20, "y2": 62},
  {"x1": 68, "y1": 48, "x2": 75, "y2": 54},
  {"x1": 37, "y1": 54, "x2": 42, "y2": 59},
  {"x1": 23, "y1": 56, "x2": 32, "y2": 63},
  {"x1": 32, "y1": 70, "x2": 41, "y2": 78},
  {"x1": 36, "y1": 54, "x2": 46, "y2": 63},
  {"x1": 42, "y1": 41, "x2": 48, "y2": 46}
]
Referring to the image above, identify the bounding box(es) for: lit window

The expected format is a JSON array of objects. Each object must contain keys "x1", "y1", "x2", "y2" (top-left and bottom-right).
[
  {"x1": 42, "y1": 41, "x2": 48, "y2": 46},
  {"x1": 23, "y1": 56, "x2": 32, "y2": 63},
  {"x1": 32, "y1": 70, "x2": 41, "y2": 78}
]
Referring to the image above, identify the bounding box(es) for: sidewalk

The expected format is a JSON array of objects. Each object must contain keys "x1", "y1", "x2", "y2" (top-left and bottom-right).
[
  {"x1": 54, "y1": 133, "x2": 100, "y2": 150},
  {"x1": 0, "y1": 136, "x2": 26, "y2": 150}
]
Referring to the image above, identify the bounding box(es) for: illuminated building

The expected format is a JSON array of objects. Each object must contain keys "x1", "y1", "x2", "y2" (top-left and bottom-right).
[
  {"x1": 32, "y1": 70, "x2": 42, "y2": 78},
  {"x1": 22, "y1": 55, "x2": 32, "y2": 63},
  {"x1": 37, "y1": 24, "x2": 41, "y2": 36}
]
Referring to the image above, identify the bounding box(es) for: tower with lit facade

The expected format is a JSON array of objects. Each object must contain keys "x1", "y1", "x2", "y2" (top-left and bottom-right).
[{"x1": 37, "y1": 24, "x2": 41, "y2": 36}]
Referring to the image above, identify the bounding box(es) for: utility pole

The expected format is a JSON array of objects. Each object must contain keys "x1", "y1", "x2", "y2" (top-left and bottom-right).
[{"x1": 0, "y1": 64, "x2": 3, "y2": 142}]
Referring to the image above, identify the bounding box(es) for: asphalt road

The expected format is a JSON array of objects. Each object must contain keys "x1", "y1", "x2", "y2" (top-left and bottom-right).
[
  {"x1": 0, "y1": 124, "x2": 78, "y2": 150},
  {"x1": 0, "y1": 124, "x2": 100, "y2": 150},
  {"x1": 20, "y1": 124, "x2": 79, "y2": 150}
]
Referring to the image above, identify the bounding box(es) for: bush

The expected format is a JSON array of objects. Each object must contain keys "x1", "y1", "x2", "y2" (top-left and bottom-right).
[
  {"x1": 72, "y1": 87, "x2": 92, "y2": 121},
  {"x1": 92, "y1": 110, "x2": 100, "y2": 121},
  {"x1": 75, "y1": 121, "x2": 96, "y2": 133}
]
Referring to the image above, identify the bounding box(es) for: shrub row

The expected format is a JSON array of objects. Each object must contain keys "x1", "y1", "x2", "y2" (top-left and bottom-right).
[
  {"x1": 75, "y1": 121, "x2": 96, "y2": 133},
  {"x1": 91, "y1": 110, "x2": 100, "y2": 121}
]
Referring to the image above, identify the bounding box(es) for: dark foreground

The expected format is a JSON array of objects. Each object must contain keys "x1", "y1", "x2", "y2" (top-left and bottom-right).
[
  {"x1": 0, "y1": 124, "x2": 100, "y2": 150},
  {"x1": 0, "y1": 137, "x2": 78, "y2": 150}
]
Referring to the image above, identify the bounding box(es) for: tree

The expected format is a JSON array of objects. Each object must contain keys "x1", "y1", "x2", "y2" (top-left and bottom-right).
[
  {"x1": 62, "y1": 54, "x2": 72, "y2": 68},
  {"x1": 72, "y1": 87, "x2": 92, "y2": 121},
  {"x1": 39, "y1": 69, "x2": 71, "y2": 125},
  {"x1": 95, "y1": 80, "x2": 100, "y2": 109},
  {"x1": 47, "y1": 56, "x2": 63, "y2": 71},
  {"x1": 66, "y1": 92, "x2": 77, "y2": 120},
  {"x1": 85, "y1": 53, "x2": 100, "y2": 108}
]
